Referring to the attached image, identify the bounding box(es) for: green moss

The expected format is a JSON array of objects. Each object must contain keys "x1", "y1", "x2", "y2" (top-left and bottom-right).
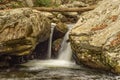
[
  {"x1": 35, "y1": 0, "x2": 52, "y2": 7},
  {"x1": 10, "y1": 1, "x2": 24, "y2": 8},
  {"x1": 0, "y1": 0, "x2": 3, "y2": 3}
]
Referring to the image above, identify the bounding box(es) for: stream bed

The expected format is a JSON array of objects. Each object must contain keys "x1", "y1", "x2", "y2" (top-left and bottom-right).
[
  {"x1": 0, "y1": 23, "x2": 119, "y2": 80},
  {"x1": 0, "y1": 60, "x2": 119, "y2": 80}
]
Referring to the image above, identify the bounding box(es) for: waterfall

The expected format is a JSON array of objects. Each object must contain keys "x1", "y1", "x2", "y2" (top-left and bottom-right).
[
  {"x1": 22, "y1": 24, "x2": 78, "y2": 69},
  {"x1": 58, "y1": 31, "x2": 72, "y2": 61},
  {"x1": 48, "y1": 23, "x2": 73, "y2": 60},
  {"x1": 47, "y1": 23, "x2": 56, "y2": 59},
  {"x1": 58, "y1": 24, "x2": 74, "y2": 61}
]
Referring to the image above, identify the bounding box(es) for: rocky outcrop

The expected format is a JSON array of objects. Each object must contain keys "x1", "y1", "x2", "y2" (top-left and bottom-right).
[
  {"x1": 0, "y1": 8, "x2": 50, "y2": 56},
  {"x1": 69, "y1": 0, "x2": 120, "y2": 73}
]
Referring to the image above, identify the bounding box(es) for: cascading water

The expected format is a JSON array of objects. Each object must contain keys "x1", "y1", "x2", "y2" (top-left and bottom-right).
[
  {"x1": 10, "y1": 24, "x2": 118, "y2": 80},
  {"x1": 47, "y1": 23, "x2": 55, "y2": 59},
  {"x1": 58, "y1": 25, "x2": 73, "y2": 61},
  {"x1": 22, "y1": 23, "x2": 77, "y2": 68}
]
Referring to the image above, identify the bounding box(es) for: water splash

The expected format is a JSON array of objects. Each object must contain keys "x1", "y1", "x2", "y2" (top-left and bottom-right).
[
  {"x1": 58, "y1": 32, "x2": 72, "y2": 61},
  {"x1": 47, "y1": 23, "x2": 56, "y2": 59},
  {"x1": 22, "y1": 59, "x2": 79, "y2": 70}
]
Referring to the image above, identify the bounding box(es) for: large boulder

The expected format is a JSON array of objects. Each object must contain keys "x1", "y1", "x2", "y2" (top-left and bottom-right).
[
  {"x1": 69, "y1": 0, "x2": 120, "y2": 73},
  {"x1": 0, "y1": 8, "x2": 50, "y2": 56}
]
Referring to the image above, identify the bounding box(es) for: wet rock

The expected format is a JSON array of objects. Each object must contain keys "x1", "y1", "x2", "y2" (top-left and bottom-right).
[
  {"x1": 53, "y1": 22, "x2": 68, "y2": 41},
  {"x1": 56, "y1": 13, "x2": 67, "y2": 22},
  {"x1": 69, "y1": 0, "x2": 120, "y2": 73},
  {"x1": 52, "y1": 38, "x2": 62, "y2": 58},
  {"x1": 52, "y1": 22, "x2": 68, "y2": 58},
  {"x1": 56, "y1": 22, "x2": 68, "y2": 33},
  {"x1": 33, "y1": 39, "x2": 50, "y2": 59},
  {"x1": 0, "y1": 8, "x2": 51, "y2": 56}
]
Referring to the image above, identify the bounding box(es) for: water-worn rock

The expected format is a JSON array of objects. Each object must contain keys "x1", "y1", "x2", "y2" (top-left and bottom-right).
[
  {"x1": 0, "y1": 8, "x2": 50, "y2": 56},
  {"x1": 53, "y1": 22, "x2": 68, "y2": 41},
  {"x1": 52, "y1": 38, "x2": 62, "y2": 58},
  {"x1": 70, "y1": 0, "x2": 120, "y2": 73}
]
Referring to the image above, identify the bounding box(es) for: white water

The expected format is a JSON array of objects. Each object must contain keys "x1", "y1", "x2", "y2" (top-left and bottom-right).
[
  {"x1": 47, "y1": 23, "x2": 55, "y2": 59},
  {"x1": 58, "y1": 28, "x2": 72, "y2": 61},
  {"x1": 22, "y1": 24, "x2": 77, "y2": 69}
]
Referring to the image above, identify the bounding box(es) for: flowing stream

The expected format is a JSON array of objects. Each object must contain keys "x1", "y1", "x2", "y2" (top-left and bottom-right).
[{"x1": 0, "y1": 24, "x2": 120, "y2": 80}]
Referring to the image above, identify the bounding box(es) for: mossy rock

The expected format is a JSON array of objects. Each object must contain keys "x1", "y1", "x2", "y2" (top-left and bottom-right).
[{"x1": 53, "y1": 22, "x2": 68, "y2": 41}]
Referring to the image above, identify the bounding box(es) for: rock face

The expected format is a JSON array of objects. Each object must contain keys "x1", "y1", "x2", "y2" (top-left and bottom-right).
[
  {"x1": 0, "y1": 8, "x2": 50, "y2": 56},
  {"x1": 69, "y1": 0, "x2": 120, "y2": 73}
]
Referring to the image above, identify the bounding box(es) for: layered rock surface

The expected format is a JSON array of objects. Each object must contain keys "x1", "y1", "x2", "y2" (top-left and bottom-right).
[
  {"x1": 69, "y1": 0, "x2": 120, "y2": 73},
  {"x1": 0, "y1": 8, "x2": 50, "y2": 56}
]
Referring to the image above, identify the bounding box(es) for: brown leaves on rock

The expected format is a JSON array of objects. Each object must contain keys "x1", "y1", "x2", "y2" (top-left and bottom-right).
[
  {"x1": 110, "y1": 34, "x2": 120, "y2": 47},
  {"x1": 91, "y1": 23, "x2": 108, "y2": 31},
  {"x1": 91, "y1": 15, "x2": 118, "y2": 32},
  {"x1": 108, "y1": 15, "x2": 118, "y2": 22}
]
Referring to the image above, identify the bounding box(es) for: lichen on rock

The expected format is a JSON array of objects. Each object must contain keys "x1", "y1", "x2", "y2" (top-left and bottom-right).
[
  {"x1": 69, "y1": 0, "x2": 120, "y2": 73},
  {"x1": 0, "y1": 8, "x2": 51, "y2": 56}
]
